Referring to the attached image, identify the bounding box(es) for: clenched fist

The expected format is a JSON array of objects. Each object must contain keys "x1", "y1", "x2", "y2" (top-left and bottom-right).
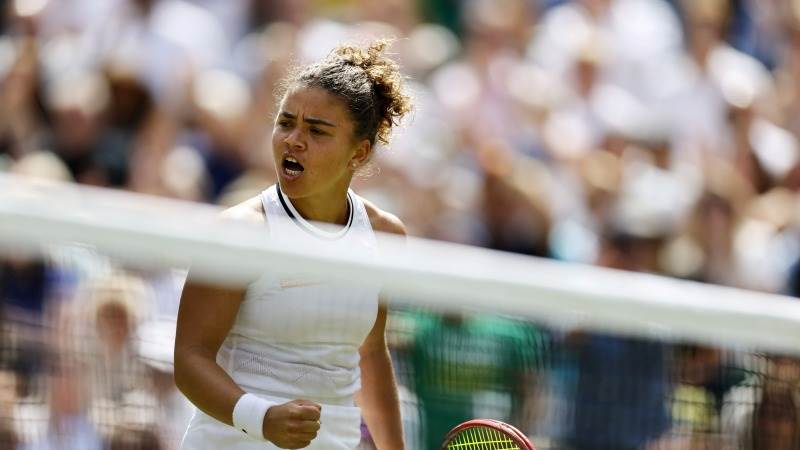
[{"x1": 263, "y1": 399, "x2": 322, "y2": 449}]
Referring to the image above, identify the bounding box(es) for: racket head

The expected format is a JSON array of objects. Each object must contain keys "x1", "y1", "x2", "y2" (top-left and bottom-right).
[{"x1": 440, "y1": 419, "x2": 536, "y2": 450}]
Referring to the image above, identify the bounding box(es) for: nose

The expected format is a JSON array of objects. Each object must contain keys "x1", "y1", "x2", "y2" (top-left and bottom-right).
[{"x1": 283, "y1": 128, "x2": 305, "y2": 151}]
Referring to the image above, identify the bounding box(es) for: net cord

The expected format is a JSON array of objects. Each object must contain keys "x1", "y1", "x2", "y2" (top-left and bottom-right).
[{"x1": 2, "y1": 174, "x2": 800, "y2": 355}]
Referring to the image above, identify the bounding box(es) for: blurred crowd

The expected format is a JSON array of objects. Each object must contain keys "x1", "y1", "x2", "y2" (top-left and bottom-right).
[{"x1": 2, "y1": 0, "x2": 800, "y2": 449}]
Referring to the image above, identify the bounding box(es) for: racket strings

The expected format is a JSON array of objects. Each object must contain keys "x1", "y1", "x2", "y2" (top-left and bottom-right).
[{"x1": 446, "y1": 426, "x2": 521, "y2": 450}]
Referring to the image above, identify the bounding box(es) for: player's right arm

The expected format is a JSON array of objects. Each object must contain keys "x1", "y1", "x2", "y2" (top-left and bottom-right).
[
  {"x1": 174, "y1": 280, "x2": 247, "y2": 426},
  {"x1": 174, "y1": 197, "x2": 321, "y2": 448}
]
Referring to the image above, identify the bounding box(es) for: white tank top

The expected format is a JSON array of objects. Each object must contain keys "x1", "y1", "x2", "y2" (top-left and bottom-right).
[{"x1": 216, "y1": 185, "x2": 380, "y2": 405}]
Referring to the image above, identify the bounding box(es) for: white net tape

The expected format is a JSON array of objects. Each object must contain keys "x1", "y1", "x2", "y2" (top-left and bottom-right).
[{"x1": 3, "y1": 173, "x2": 800, "y2": 355}]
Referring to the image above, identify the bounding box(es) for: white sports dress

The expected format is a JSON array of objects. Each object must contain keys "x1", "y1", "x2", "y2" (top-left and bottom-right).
[{"x1": 181, "y1": 185, "x2": 380, "y2": 450}]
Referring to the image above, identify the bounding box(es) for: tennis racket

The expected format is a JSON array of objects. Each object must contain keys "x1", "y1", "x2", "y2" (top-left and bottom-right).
[{"x1": 440, "y1": 419, "x2": 536, "y2": 450}]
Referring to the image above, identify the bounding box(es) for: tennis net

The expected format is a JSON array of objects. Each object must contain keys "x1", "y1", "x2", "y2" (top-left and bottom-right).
[{"x1": 2, "y1": 174, "x2": 800, "y2": 450}]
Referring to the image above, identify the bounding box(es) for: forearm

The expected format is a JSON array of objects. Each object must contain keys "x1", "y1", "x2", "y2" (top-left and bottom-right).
[
  {"x1": 359, "y1": 346, "x2": 404, "y2": 450},
  {"x1": 174, "y1": 347, "x2": 244, "y2": 427}
]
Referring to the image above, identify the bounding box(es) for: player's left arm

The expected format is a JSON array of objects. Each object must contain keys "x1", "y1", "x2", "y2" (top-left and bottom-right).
[{"x1": 357, "y1": 203, "x2": 406, "y2": 450}]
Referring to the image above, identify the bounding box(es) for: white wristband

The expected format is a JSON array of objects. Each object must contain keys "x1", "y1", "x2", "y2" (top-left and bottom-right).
[{"x1": 232, "y1": 393, "x2": 275, "y2": 440}]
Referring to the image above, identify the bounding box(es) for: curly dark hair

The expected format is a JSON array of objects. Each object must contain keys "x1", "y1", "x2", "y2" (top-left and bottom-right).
[{"x1": 282, "y1": 39, "x2": 412, "y2": 146}]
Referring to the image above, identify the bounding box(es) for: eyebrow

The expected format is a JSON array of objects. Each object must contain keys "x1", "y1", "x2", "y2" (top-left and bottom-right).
[{"x1": 279, "y1": 111, "x2": 336, "y2": 127}]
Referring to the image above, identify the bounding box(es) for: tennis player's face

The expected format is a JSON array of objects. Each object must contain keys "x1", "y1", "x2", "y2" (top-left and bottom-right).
[{"x1": 272, "y1": 85, "x2": 366, "y2": 199}]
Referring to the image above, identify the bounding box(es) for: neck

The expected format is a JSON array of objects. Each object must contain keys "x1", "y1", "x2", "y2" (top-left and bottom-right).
[{"x1": 284, "y1": 185, "x2": 351, "y2": 225}]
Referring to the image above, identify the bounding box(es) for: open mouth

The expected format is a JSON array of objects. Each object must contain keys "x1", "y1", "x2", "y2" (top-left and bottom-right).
[{"x1": 282, "y1": 156, "x2": 304, "y2": 176}]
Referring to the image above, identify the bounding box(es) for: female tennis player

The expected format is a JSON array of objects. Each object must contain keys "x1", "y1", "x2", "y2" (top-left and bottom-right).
[{"x1": 174, "y1": 40, "x2": 411, "y2": 450}]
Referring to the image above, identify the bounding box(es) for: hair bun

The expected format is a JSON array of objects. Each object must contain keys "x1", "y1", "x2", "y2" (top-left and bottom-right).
[
  {"x1": 334, "y1": 40, "x2": 389, "y2": 70},
  {"x1": 332, "y1": 39, "x2": 412, "y2": 145}
]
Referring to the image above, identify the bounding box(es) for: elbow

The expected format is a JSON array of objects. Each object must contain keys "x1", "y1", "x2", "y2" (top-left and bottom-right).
[
  {"x1": 173, "y1": 346, "x2": 193, "y2": 395},
  {"x1": 359, "y1": 340, "x2": 390, "y2": 362},
  {"x1": 359, "y1": 344, "x2": 393, "y2": 373},
  {"x1": 173, "y1": 341, "x2": 220, "y2": 396},
  {"x1": 173, "y1": 344, "x2": 220, "y2": 395}
]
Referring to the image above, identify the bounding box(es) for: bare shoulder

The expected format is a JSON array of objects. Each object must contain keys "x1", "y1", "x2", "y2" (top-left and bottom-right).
[
  {"x1": 358, "y1": 195, "x2": 407, "y2": 237},
  {"x1": 219, "y1": 196, "x2": 265, "y2": 224}
]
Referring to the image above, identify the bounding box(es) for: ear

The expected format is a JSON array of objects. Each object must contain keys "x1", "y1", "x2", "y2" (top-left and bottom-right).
[{"x1": 350, "y1": 139, "x2": 372, "y2": 169}]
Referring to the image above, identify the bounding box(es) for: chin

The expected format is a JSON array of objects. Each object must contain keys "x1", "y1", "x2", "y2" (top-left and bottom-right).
[{"x1": 276, "y1": 176, "x2": 307, "y2": 198}]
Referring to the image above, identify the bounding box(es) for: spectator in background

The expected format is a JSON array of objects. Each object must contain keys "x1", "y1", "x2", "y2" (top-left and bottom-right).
[
  {"x1": 46, "y1": 68, "x2": 121, "y2": 186},
  {"x1": 0, "y1": 256, "x2": 49, "y2": 402},
  {"x1": 84, "y1": 275, "x2": 149, "y2": 398},
  {"x1": 565, "y1": 232, "x2": 671, "y2": 450},
  {"x1": 723, "y1": 356, "x2": 800, "y2": 450},
  {"x1": 408, "y1": 311, "x2": 542, "y2": 450},
  {"x1": 22, "y1": 364, "x2": 103, "y2": 450},
  {"x1": 478, "y1": 140, "x2": 552, "y2": 256},
  {"x1": 72, "y1": 274, "x2": 154, "y2": 440}
]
